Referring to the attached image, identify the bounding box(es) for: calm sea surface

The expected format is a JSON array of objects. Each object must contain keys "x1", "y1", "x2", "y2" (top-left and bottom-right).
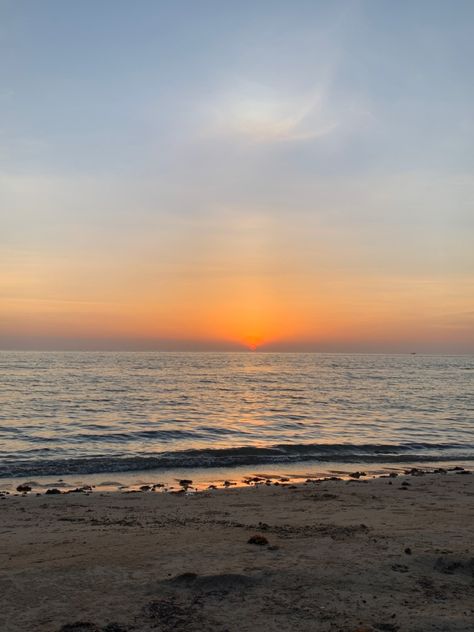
[{"x1": 0, "y1": 352, "x2": 473, "y2": 478}]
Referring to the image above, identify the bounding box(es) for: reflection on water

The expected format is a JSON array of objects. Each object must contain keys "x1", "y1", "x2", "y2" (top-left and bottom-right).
[{"x1": 0, "y1": 352, "x2": 473, "y2": 477}]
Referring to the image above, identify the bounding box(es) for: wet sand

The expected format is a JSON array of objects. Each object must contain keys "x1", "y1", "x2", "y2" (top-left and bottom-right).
[{"x1": 0, "y1": 471, "x2": 473, "y2": 632}]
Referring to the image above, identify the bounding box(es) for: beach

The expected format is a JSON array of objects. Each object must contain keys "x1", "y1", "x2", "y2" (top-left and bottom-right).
[{"x1": 1, "y1": 470, "x2": 473, "y2": 632}]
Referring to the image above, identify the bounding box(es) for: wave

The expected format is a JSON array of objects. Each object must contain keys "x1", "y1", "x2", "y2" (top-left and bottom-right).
[
  {"x1": 1, "y1": 441, "x2": 473, "y2": 478},
  {"x1": 20, "y1": 427, "x2": 246, "y2": 444}
]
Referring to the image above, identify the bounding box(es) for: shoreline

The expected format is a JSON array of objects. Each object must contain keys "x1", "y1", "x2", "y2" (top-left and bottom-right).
[
  {"x1": 1, "y1": 470, "x2": 473, "y2": 631},
  {"x1": 1, "y1": 460, "x2": 472, "y2": 495}
]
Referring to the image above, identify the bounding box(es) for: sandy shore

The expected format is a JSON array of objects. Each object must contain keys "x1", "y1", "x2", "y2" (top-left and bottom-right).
[{"x1": 0, "y1": 471, "x2": 473, "y2": 632}]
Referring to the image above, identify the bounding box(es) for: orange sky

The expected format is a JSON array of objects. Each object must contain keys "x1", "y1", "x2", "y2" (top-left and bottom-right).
[
  {"x1": 1, "y1": 3, "x2": 473, "y2": 352},
  {"x1": 1, "y1": 210, "x2": 473, "y2": 351}
]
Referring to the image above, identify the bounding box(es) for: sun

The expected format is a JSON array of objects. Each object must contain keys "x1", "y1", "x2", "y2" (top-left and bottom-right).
[{"x1": 242, "y1": 334, "x2": 263, "y2": 352}]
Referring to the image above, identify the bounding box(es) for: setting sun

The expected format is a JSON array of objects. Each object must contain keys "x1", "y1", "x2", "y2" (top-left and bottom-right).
[{"x1": 241, "y1": 334, "x2": 264, "y2": 351}]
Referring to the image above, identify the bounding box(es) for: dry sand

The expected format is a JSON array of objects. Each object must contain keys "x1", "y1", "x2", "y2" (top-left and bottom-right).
[{"x1": 0, "y1": 471, "x2": 473, "y2": 632}]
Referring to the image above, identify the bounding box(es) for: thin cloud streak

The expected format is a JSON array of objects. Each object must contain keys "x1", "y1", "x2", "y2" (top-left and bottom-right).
[{"x1": 204, "y1": 84, "x2": 340, "y2": 143}]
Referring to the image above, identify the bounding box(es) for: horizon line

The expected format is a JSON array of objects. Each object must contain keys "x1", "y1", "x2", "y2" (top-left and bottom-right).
[{"x1": 1, "y1": 348, "x2": 473, "y2": 356}]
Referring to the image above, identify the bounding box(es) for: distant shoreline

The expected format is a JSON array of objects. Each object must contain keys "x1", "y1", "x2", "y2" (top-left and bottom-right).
[{"x1": 2, "y1": 348, "x2": 474, "y2": 355}]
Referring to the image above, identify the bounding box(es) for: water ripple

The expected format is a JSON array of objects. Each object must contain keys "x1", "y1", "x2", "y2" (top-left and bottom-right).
[{"x1": 0, "y1": 351, "x2": 473, "y2": 476}]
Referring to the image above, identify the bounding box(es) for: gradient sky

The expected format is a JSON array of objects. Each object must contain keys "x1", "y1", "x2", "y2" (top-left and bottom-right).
[{"x1": 1, "y1": 0, "x2": 473, "y2": 352}]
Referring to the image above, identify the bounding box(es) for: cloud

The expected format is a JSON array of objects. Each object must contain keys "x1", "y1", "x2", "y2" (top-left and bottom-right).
[{"x1": 203, "y1": 82, "x2": 339, "y2": 143}]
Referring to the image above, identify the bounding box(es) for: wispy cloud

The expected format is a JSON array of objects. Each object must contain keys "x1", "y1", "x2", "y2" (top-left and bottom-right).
[{"x1": 203, "y1": 82, "x2": 339, "y2": 143}]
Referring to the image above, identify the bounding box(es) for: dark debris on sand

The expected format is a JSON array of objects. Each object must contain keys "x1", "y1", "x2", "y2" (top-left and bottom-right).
[
  {"x1": 59, "y1": 622, "x2": 129, "y2": 632},
  {"x1": 434, "y1": 556, "x2": 474, "y2": 577},
  {"x1": 247, "y1": 534, "x2": 269, "y2": 545},
  {"x1": 16, "y1": 484, "x2": 32, "y2": 492}
]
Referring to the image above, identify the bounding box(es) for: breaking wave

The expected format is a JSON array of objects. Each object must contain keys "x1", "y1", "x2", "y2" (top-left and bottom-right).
[{"x1": 1, "y1": 441, "x2": 473, "y2": 478}]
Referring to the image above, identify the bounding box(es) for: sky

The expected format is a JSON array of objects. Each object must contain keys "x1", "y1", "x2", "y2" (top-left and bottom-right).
[{"x1": 1, "y1": 0, "x2": 473, "y2": 352}]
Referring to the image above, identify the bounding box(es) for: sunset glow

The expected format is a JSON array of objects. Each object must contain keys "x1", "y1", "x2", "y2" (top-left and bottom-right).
[{"x1": 1, "y1": 2, "x2": 473, "y2": 352}]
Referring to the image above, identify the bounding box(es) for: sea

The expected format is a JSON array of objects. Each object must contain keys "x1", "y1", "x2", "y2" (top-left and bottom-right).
[{"x1": 0, "y1": 352, "x2": 473, "y2": 489}]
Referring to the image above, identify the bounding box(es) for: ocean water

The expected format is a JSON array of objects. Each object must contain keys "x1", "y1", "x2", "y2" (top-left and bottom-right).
[{"x1": 0, "y1": 351, "x2": 473, "y2": 480}]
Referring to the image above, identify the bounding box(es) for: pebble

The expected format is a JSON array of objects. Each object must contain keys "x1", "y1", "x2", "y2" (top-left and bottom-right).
[
  {"x1": 16, "y1": 484, "x2": 32, "y2": 492},
  {"x1": 247, "y1": 535, "x2": 269, "y2": 546},
  {"x1": 178, "y1": 480, "x2": 193, "y2": 488}
]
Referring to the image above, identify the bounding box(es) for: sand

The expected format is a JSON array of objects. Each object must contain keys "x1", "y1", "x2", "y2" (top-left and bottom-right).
[{"x1": 0, "y1": 471, "x2": 473, "y2": 632}]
